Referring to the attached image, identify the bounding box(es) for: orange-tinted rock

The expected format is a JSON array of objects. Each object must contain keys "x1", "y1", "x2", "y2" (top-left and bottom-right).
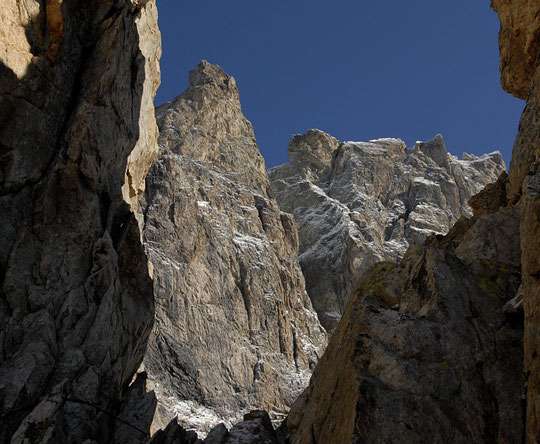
[{"x1": 491, "y1": 0, "x2": 540, "y2": 100}]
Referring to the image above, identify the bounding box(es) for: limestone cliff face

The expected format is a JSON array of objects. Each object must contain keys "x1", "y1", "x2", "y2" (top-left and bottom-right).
[
  {"x1": 270, "y1": 132, "x2": 505, "y2": 331},
  {"x1": 142, "y1": 61, "x2": 327, "y2": 434},
  {"x1": 491, "y1": 0, "x2": 540, "y2": 100},
  {"x1": 492, "y1": 0, "x2": 540, "y2": 202},
  {"x1": 0, "y1": 1, "x2": 161, "y2": 442},
  {"x1": 514, "y1": 62, "x2": 540, "y2": 444}
]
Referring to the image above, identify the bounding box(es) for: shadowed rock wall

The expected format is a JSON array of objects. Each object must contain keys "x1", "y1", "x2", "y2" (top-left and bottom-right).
[{"x1": 0, "y1": 1, "x2": 161, "y2": 442}]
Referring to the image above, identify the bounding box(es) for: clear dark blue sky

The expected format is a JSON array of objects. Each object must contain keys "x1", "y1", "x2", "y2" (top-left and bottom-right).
[{"x1": 155, "y1": 1, "x2": 524, "y2": 168}]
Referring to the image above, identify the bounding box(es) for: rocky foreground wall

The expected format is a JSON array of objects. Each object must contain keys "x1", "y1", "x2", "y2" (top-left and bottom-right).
[
  {"x1": 0, "y1": 1, "x2": 161, "y2": 442},
  {"x1": 492, "y1": 0, "x2": 540, "y2": 440},
  {"x1": 283, "y1": 175, "x2": 525, "y2": 443}
]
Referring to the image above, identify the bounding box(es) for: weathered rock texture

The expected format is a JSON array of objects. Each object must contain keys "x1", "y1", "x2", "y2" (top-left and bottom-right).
[
  {"x1": 494, "y1": 1, "x2": 540, "y2": 440},
  {"x1": 270, "y1": 132, "x2": 505, "y2": 331},
  {"x1": 142, "y1": 61, "x2": 327, "y2": 434},
  {"x1": 491, "y1": 0, "x2": 540, "y2": 100},
  {"x1": 283, "y1": 177, "x2": 526, "y2": 443},
  {"x1": 148, "y1": 410, "x2": 279, "y2": 444},
  {"x1": 0, "y1": 1, "x2": 161, "y2": 442},
  {"x1": 492, "y1": 0, "x2": 540, "y2": 441},
  {"x1": 513, "y1": 75, "x2": 540, "y2": 443}
]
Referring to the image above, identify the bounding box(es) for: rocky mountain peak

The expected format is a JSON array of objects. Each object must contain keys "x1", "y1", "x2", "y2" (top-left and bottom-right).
[
  {"x1": 156, "y1": 61, "x2": 268, "y2": 192},
  {"x1": 279, "y1": 1, "x2": 540, "y2": 441},
  {"x1": 367, "y1": 137, "x2": 408, "y2": 153},
  {"x1": 413, "y1": 133, "x2": 450, "y2": 168},
  {"x1": 142, "y1": 62, "x2": 327, "y2": 434},
  {"x1": 188, "y1": 60, "x2": 238, "y2": 91},
  {"x1": 282, "y1": 128, "x2": 341, "y2": 184},
  {"x1": 2, "y1": 0, "x2": 538, "y2": 442},
  {"x1": 288, "y1": 129, "x2": 340, "y2": 168}
]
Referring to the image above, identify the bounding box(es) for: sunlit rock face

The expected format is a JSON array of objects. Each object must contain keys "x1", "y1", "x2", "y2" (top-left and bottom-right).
[
  {"x1": 0, "y1": 1, "x2": 161, "y2": 442},
  {"x1": 142, "y1": 61, "x2": 327, "y2": 435},
  {"x1": 269, "y1": 131, "x2": 505, "y2": 331},
  {"x1": 491, "y1": 0, "x2": 540, "y2": 101}
]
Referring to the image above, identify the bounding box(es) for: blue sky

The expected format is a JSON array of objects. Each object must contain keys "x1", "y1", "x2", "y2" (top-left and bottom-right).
[{"x1": 155, "y1": 1, "x2": 524, "y2": 168}]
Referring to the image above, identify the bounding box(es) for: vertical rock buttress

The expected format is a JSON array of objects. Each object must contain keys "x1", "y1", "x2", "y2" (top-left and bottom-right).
[
  {"x1": 0, "y1": 1, "x2": 161, "y2": 442},
  {"x1": 492, "y1": 0, "x2": 540, "y2": 441},
  {"x1": 142, "y1": 61, "x2": 327, "y2": 434}
]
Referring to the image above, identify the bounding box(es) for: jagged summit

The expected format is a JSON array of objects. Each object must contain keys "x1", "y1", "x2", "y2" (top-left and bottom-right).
[
  {"x1": 188, "y1": 60, "x2": 237, "y2": 89},
  {"x1": 156, "y1": 61, "x2": 267, "y2": 192},
  {"x1": 277, "y1": 0, "x2": 540, "y2": 436},
  {"x1": 413, "y1": 134, "x2": 450, "y2": 168},
  {"x1": 269, "y1": 130, "x2": 506, "y2": 331},
  {"x1": 288, "y1": 129, "x2": 340, "y2": 167}
]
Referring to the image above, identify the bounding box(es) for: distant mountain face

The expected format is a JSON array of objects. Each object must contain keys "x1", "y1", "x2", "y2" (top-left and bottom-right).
[
  {"x1": 269, "y1": 131, "x2": 505, "y2": 331},
  {"x1": 141, "y1": 61, "x2": 327, "y2": 435}
]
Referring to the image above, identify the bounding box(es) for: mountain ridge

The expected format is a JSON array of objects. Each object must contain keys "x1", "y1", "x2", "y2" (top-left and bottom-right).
[{"x1": 269, "y1": 129, "x2": 505, "y2": 331}]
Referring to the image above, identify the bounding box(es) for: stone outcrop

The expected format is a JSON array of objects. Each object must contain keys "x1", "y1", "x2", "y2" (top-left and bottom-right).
[
  {"x1": 491, "y1": 0, "x2": 540, "y2": 100},
  {"x1": 142, "y1": 61, "x2": 327, "y2": 434},
  {"x1": 283, "y1": 177, "x2": 525, "y2": 443},
  {"x1": 0, "y1": 1, "x2": 161, "y2": 442},
  {"x1": 270, "y1": 131, "x2": 505, "y2": 331},
  {"x1": 2, "y1": 0, "x2": 537, "y2": 442}
]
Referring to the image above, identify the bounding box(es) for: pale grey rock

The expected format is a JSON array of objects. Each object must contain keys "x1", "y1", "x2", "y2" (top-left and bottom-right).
[
  {"x1": 269, "y1": 131, "x2": 506, "y2": 331},
  {"x1": 156, "y1": 411, "x2": 279, "y2": 444},
  {"x1": 0, "y1": 1, "x2": 161, "y2": 442},
  {"x1": 142, "y1": 61, "x2": 327, "y2": 435}
]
